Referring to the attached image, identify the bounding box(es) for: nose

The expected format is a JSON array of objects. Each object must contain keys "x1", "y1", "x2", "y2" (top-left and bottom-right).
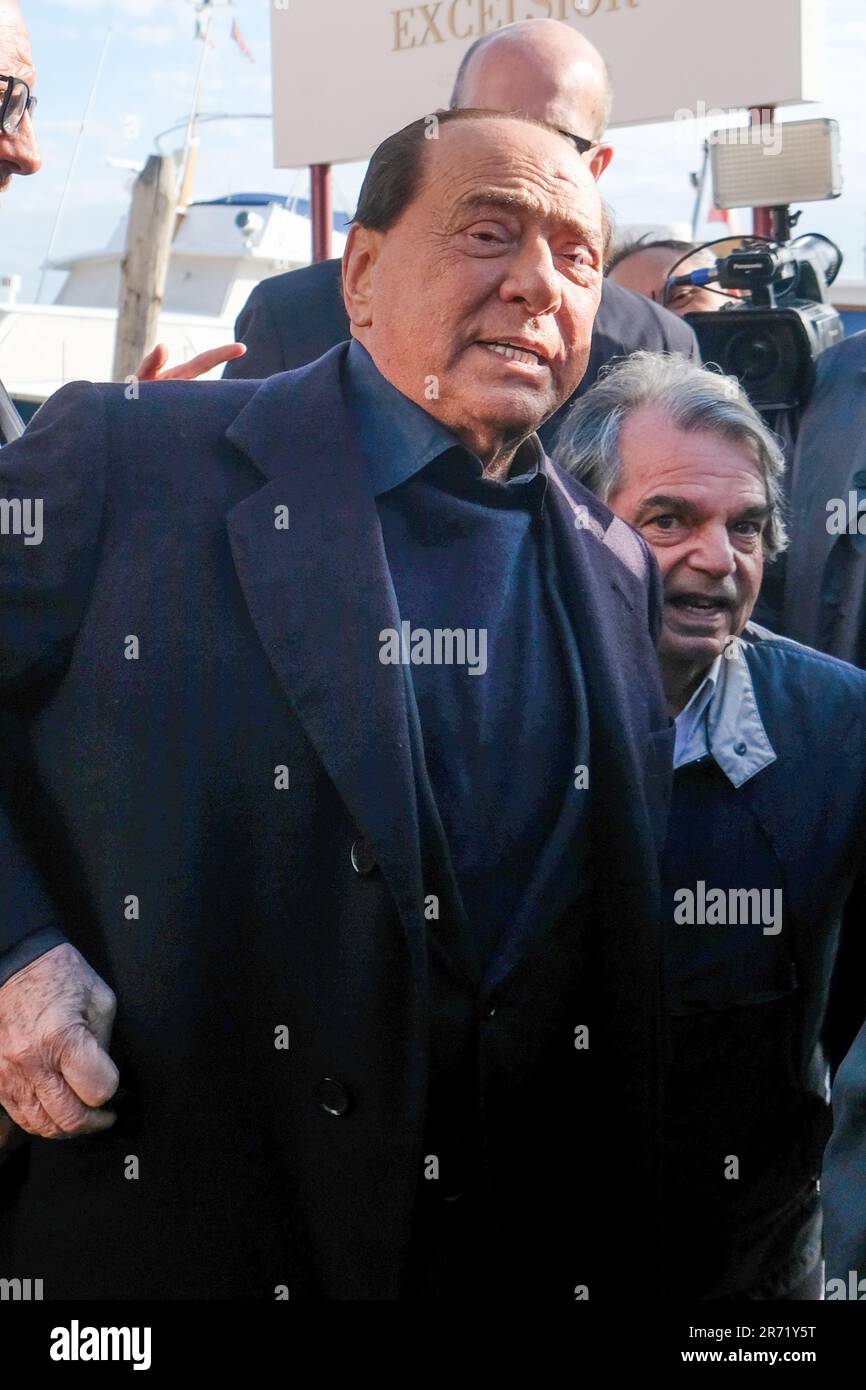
[
  {"x1": 686, "y1": 522, "x2": 737, "y2": 578},
  {"x1": 498, "y1": 235, "x2": 560, "y2": 318},
  {"x1": 1, "y1": 113, "x2": 41, "y2": 177}
]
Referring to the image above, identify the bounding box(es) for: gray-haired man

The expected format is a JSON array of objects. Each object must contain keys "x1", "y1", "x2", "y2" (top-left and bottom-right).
[{"x1": 560, "y1": 352, "x2": 866, "y2": 1300}]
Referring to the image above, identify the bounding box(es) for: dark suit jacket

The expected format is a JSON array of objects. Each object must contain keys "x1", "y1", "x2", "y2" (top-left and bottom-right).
[
  {"x1": 659, "y1": 627, "x2": 866, "y2": 1295},
  {"x1": 224, "y1": 258, "x2": 699, "y2": 450},
  {"x1": 781, "y1": 331, "x2": 866, "y2": 666},
  {"x1": 0, "y1": 345, "x2": 673, "y2": 1299}
]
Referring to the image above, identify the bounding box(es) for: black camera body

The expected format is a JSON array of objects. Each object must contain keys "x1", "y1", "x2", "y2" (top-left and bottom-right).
[{"x1": 683, "y1": 235, "x2": 844, "y2": 411}]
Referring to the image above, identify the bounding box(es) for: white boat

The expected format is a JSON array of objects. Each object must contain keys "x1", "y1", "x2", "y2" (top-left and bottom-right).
[{"x1": 0, "y1": 192, "x2": 348, "y2": 416}]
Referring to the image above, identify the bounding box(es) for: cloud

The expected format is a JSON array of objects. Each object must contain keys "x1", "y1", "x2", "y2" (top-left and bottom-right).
[
  {"x1": 130, "y1": 24, "x2": 181, "y2": 48},
  {"x1": 51, "y1": 0, "x2": 166, "y2": 13}
]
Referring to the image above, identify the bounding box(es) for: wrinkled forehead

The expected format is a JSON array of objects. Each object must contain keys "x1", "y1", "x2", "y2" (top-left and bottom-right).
[
  {"x1": 622, "y1": 415, "x2": 769, "y2": 506},
  {"x1": 421, "y1": 117, "x2": 602, "y2": 234},
  {"x1": 0, "y1": 0, "x2": 35, "y2": 82}
]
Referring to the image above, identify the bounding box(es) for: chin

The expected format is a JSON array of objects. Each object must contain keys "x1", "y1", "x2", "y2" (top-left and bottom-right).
[
  {"x1": 467, "y1": 393, "x2": 548, "y2": 437},
  {"x1": 659, "y1": 629, "x2": 727, "y2": 667}
]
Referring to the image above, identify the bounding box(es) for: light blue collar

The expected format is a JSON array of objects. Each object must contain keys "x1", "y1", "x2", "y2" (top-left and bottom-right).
[{"x1": 695, "y1": 628, "x2": 777, "y2": 788}]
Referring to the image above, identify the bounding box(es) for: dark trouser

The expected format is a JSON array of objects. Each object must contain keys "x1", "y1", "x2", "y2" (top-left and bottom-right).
[
  {"x1": 718, "y1": 1262, "x2": 824, "y2": 1303},
  {"x1": 782, "y1": 1263, "x2": 824, "y2": 1301}
]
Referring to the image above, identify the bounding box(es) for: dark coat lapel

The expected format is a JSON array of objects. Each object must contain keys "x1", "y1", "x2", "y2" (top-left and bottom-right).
[
  {"x1": 540, "y1": 462, "x2": 668, "y2": 1216},
  {"x1": 543, "y1": 459, "x2": 670, "y2": 874},
  {"x1": 224, "y1": 345, "x2": 428, "y2": 984}
]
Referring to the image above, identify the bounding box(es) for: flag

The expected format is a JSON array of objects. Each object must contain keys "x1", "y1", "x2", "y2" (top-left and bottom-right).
[
  {"x1": 194, "y1": 17, "x2": 215, "y2": 47},
  {"x1": 708, "y1": 205, "x2": 743, "y2": 234},
  {"x1": 230, "y1": 18, "x2": 254, "y2": 62}
]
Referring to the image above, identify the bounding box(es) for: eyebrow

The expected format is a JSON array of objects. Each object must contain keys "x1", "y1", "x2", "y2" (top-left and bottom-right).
[
  {"x1": 450, "y1": 190, "x2": 603, "y2": 249},
  {"x1": 635, "y1": 494, "x2": 771, "y2": 524},
  {"x1": 634, "y1": 494, "x2": 698, "y2": 522}
]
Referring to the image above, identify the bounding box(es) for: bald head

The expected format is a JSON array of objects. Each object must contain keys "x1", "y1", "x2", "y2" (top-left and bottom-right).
[
  {"x1": 0, "y1": 0, "x2": 41, "y2": 192},
  {"x1": 451, "y1": 19, "x2": 612, "y2": 143},
  {"x1": 0, "y1": 0, "x2": 23, "y2": 28}
]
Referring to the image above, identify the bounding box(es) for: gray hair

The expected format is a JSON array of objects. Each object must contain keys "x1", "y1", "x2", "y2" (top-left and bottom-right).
[{"x1": 556, "y1": 352, "x2": 788, "y2": 559}]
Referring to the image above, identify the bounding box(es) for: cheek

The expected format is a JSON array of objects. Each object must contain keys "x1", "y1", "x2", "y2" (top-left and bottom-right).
[
  {"x1": 386, "y1": 263, "x2": 496, "y2": 347},
  {"x1": 569, "y1": 280, "x2": 602, "y2": 320},
  {"x1": 738, "y1": 554, "x2": 764, "y2": 605},
  {"x1": 558, "y1": 288, "x2": 603, "y2": 358},
  {"x1": 652, "y1": 546, "x2": 683, "y2": 583},
  {"x1": 444, "y1": 259, "x2": 509, "y2": 319}
]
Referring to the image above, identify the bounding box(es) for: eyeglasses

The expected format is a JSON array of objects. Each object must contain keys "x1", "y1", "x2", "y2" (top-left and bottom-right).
[
  {"x1": 556, "y1": 127, "x2": 598, "y2": 157},
  {"x1": 0, "y1": 75, "x2": 37, "y2": 137}
]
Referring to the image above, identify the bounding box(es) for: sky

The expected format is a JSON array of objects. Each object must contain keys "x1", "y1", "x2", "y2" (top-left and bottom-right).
[{"x1": 3, "y1": 0, "x2": 865, "y2": 304}]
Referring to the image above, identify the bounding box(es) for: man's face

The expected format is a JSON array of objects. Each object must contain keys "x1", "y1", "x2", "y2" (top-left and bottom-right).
[
  {"x1": 0, "y1": 0, "x2": 40, "y2": 192},
  {"x1": 608, "y1": 247, "x2": 724, "y2": 316},
  {"x1": 609, "y1": 407, "x2": 769, "y2": 672},
  {"x1": 346, "y1": 119, "x2": 604, "y2": 463}
]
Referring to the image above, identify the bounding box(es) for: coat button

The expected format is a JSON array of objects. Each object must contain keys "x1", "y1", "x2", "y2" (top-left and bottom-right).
[
  {"x1": 351, "y1": 838, "x2": 377, "y2": 875},
  {"x1": 733, "y1": 741, "x2": 748, "y2": 756},
  {"x1": 315, "y1": 1077, "x2": 351, "y2": 1117}
]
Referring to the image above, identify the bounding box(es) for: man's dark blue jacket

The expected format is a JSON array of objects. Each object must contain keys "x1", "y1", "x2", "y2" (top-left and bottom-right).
[
  {"x1": 0, "y1": 344, "x2": 673, "y2": 1300},
  {"x1": 223, "y1": 258, "x2": 699, "y2": 451},
  {"x1": 781, "y1": 330, "x2": 866, "y2": 666},
  {"x1": 654, "y1": 625, "x2": 866, "y2": 1295}
]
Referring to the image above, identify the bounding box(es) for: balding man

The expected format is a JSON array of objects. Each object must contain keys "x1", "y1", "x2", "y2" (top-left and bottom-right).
[
  {"x1": 0, "y1": 110, "x2": 672, "y2": 1299},
  {"x1": 608, "y1": 239, "x2": 738, "y2": 316},
  {"x1": 224, "y1": 18, "x2": 698, "y2": 450},
  {"x1": 0, "y1": 1, "x2": 40, "y2": 440},
  {"x1": 0, "y1": 0, "x2": 41, "y2": 191},
  {"x1": 0, "y1": 0, "x2": 243, "y2": 447}
]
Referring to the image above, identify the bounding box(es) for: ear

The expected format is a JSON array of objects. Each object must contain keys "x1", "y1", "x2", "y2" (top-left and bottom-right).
[
  {"x1": 588, "y1": 143, "x2": 614, "y2": 181},
  {"x1": 342, "y1": 224, "x2": 382, "y2": 330}
]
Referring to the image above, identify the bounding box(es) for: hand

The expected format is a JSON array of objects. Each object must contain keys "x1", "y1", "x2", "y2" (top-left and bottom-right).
[
  {"x1": 0, "y1": 943, "x2": 119, "y2": 1139},
  {"x1": 135, "y1": 341, "x2": 246, "y2": 382}
]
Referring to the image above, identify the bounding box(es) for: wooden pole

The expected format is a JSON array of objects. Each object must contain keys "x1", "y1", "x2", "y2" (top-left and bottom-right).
[
  {"x1": 310, "y1": 163, "x2": 333, "y2": 263},
  {"x1": 112, "y1": 153, "x2": 177, "y2": 382},
  {"x1": 749, "y1": 106, "x2": 776, "y2": 240}
]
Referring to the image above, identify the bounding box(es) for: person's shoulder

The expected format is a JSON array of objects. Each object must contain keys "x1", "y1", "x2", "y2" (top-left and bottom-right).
[
  {"x1": 599, "y1": 276, "x2": 696, "y2": 353},
  {"x1": 545, "y1": 456, "x2": 653, "y2": 588},
  {"x1": 743, "y1": 621, "x2": 866, "y2": 702},
  {"x1": 813, "y1": 328, "x2": 866, "y2": 389},
  {"x1": 100, "y1": 375, "x2": 263, "y2": 419},
  {"x1": 22, "y1": 377, "x2": 266, "y2": 452},
  {"x1": 244, "y1": 258, "x2": 343, "y2": 311}
]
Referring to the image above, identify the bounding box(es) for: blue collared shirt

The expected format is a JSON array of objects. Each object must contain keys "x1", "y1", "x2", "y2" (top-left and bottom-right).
[{"x1": 342, "y1": 340, "x2": 587, "y2": 970}]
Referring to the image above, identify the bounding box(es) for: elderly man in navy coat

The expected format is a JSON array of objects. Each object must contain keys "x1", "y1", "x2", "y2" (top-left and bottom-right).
[
  {"x1": 0, "y1": 109, "x2": 673, "y2": 1300},
  {"x1": 561, "y1": 351, "x2": 866, "y2": 1301},
  {"x1": 224, "y1": 18, "x2": 698, "y2": 449}
]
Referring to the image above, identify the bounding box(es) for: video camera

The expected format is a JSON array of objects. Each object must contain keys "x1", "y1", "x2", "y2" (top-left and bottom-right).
[
  {"x1": 676, "y1": 233, "x2": 844, "y2": 411},
  {"x1": 669, "y1": 116, "x2": 845, "y2": 412}
]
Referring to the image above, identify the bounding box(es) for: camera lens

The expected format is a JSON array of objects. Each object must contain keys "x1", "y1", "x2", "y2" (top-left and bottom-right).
[{"x1": 726, "y1": 330, "x2": 782, "y2": 386}]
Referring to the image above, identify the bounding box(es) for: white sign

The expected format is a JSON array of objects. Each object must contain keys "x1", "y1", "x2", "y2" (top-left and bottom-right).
[{"x1": 271, "y1": 0, "x2": 825, "y2": 168}]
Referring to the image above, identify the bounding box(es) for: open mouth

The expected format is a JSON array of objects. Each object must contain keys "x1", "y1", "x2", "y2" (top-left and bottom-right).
[
  {"x1": 667, "y1": 594, "x2": 732, "y2": 620},
  {"x1": 477, "y1": 340, "x2": 549, "y2": 368}
]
